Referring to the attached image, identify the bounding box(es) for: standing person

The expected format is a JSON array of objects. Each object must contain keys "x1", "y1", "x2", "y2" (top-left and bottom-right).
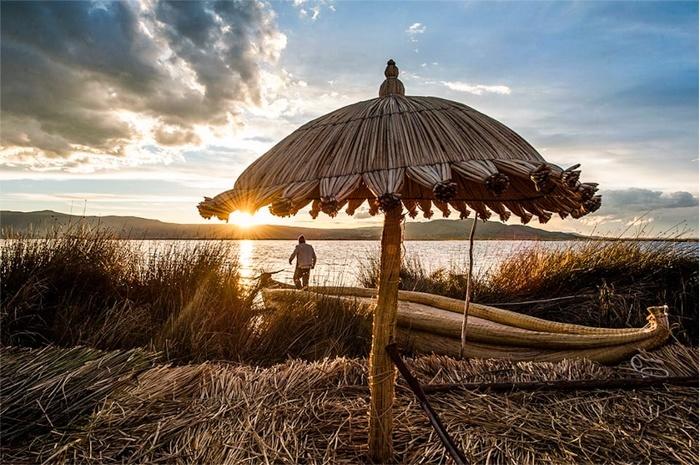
[{"x1": 289, "y1": 235, "x2": 316, "y2": 289}]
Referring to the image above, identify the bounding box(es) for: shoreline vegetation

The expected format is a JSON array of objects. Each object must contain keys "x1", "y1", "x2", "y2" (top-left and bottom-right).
[
  {"x1": 2, "y1": 227, "x2": 697, "y2": 360},
  {"x1": 1, "y1": 227, "x2": 697, "y2": 463}
]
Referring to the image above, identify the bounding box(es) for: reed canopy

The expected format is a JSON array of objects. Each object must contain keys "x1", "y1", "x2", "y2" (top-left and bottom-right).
[
  {"x1": 198, "y1": 60, "x2": 600, "y2": 224},
  {"x1": 197, "y1": 59, "x2": 601, "y2": 463}
]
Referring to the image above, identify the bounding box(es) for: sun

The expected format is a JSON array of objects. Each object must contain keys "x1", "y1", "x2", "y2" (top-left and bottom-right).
[{"x1": 230, "y1": 211, "x2": 257, "y2": 229}]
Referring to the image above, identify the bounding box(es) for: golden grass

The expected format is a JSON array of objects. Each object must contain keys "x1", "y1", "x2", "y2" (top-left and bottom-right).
[
  {"x1": 0, "y1": 228, "x2": 257, "y2": 362},
  {"x1": 0, "y1": 228, "x2": 373, "y2": 364},
  {"x1": 359, "y1": 239, "x2": 698, "y2": 344},
  {"x1": 2, "y1": 344, "x2": 697, "y2": 464}
]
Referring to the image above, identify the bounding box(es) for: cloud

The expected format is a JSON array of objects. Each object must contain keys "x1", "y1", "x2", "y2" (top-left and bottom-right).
[
  {"x1": 0, "y1": 1, "x2": 287, "y2": 169},
  {"x1": 153, "y1": 125, "x2": 201, "y2": 147},
  {"x1": 293, "y1": 0, "x2": 334, "y2": 21},
  {"x1": 406, "y1": 22, "x2": 426, "y2": 42},
  {"x1": 353, "y1": 208, "x2": 372, "y2": 219},
  {"x1": 442, "y1": 81, "x2": 511, "y2": 95},
  {"x1": 601, "y1": 188, "x2": 699, "y2": 211},
  {"x1": 580, "y1": 214, "x2": 622, "y2": 226},
  {"x1": 577, "y1": 188, "x2": 698, "y2": 237},
  {"x1": 626, "y1": 215, "x2": 654, "y2": 226}
]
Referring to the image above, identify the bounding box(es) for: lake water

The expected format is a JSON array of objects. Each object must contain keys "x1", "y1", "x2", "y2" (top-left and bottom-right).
[{"x1": 131, "y1": 240, "x2": 699, "y2": 287}]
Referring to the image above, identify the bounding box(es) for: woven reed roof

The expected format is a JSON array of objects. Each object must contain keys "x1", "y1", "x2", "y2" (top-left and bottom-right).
[{"x1": 198, "y1": 59, "x2": 601, "y2": 224}]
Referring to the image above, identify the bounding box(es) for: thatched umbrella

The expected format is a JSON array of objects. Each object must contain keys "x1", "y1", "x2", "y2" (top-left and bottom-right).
[{"x1": 198, "y1": 59, "x2": 601, "y2": 462}]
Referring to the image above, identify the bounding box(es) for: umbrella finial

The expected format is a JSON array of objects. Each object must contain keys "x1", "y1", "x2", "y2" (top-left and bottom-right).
[{"x1": 379, "y1": 58, "x2": 405, "y2": 97}]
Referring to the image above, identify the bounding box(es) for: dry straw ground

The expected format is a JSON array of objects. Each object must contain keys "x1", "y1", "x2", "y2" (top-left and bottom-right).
[{"x1": 1, "y1": 344, "x2": 697, "y2": 464}]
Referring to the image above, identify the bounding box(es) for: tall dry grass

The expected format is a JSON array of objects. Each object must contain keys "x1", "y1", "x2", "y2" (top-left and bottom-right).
[
  {"x1": 2, "y1": 229, "x2": 697, "y2": 365},
  {"x1": 359, "y1": 240, "x2": 698, "y2": 344},
  {"x1": 1, "y1": 228, "x2": 254, "y2": 361},
  {"x1": 0, "y1": 227, "x2": 369, "y2": 364}
]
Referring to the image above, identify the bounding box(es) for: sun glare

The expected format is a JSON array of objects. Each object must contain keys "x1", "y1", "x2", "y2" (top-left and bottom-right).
[{"x1": 230, "y1": 212, "x2": 257, "y2": 229}]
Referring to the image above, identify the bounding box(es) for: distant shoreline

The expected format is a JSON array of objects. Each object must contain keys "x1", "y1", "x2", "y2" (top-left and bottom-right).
[
  {"x1": 1, "y1": 235, "x2": 697, "y2": 243},
  {"x1": 1, "y1": 210, "x2": 697, "y2": 242}
]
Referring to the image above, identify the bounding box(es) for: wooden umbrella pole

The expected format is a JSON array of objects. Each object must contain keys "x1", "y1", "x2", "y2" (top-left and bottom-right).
[
  {"x1": 368, "y1": 205, "x2": 403, "y2": 463},
  {"x1": 460, "y1": 218, "x2": 478, "y2": 359}
]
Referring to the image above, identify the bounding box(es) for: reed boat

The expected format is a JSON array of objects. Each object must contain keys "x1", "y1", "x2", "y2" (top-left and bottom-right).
[{"x1": 261, "y1": 282, "x2": 670, "y2": 365}]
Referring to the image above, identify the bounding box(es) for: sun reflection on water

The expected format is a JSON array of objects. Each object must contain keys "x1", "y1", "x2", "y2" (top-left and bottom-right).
[{"x1": 238, "y1": 239, "x2": 254, "y2": 279}]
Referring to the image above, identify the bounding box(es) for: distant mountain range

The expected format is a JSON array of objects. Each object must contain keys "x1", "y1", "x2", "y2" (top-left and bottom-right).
[{"x1": 0, "y1": 210, "x2": 579, "y2": 241}]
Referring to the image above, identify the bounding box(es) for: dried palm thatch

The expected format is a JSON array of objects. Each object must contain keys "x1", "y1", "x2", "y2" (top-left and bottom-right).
[
  {"x1": 3, "y1": 344, "x2": 697, "y2": 465},
  {"x1": 198, "y1": 60, "x2": 599, "y2": 224}
]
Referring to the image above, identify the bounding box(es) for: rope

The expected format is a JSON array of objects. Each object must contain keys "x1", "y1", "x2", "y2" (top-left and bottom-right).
[
  {"x1": 629, "y1": 353, "x2": 670, "y2": 378},
  {"x1": 481, "y1": 294, "x2": 596, "y2": 306},
  {"x1": 460, "y1": 218, "x2": 478, "y2": 359}
]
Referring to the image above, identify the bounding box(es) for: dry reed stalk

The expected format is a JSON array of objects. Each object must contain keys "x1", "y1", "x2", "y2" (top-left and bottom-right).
[
  {"x1": 460, "y1": 217, "x2": 477, "y2": 359},
  {"x1": 3, "y1": 344, "x2": 696, "y2": 465}
]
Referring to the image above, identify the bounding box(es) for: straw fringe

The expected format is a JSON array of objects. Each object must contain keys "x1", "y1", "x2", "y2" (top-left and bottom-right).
[{"x1": 199, "y1": 159, "x2": 599, "y2": 223}]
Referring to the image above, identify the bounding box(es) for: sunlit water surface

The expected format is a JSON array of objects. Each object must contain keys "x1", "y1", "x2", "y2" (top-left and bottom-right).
[{"x1": 130, "y1": 240, "x2": 698, "y2": 287}]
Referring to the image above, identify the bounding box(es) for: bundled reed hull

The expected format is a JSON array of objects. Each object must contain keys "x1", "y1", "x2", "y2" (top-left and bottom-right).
[{"x1": 262, "y1": 286, "x2": 670, "y2": 364}]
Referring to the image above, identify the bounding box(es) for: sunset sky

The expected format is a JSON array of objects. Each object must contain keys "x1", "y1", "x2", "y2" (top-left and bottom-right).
[{"x1": 1, "y1": 1, "x2": 698, "y2": 237}]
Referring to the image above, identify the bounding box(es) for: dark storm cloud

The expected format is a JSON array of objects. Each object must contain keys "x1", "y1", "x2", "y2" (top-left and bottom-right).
[
  {"x1": 0, "y1": 0, "x2": 285, "y2": 159},
  {"x1": 601, "y1": 188, "x2": 698, "y2": 211}
]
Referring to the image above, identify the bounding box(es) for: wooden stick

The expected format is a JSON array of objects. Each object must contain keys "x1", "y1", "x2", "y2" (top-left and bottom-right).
[
  {"x1": 460, "y1": 218, "x2": 478, "y2": 359},
  {"x1": 422, "y1": 376, "x2": 698, "y2": 394},
  {"x1": 339, "y1": 376, "x2": 698, "y2": 395},
  {"x1": 368, "y1": 206, "x2": 403, "y2": 463},
  {"x1": 386, "y1": 343, "x2": 468, "y2": 465},
  {"x1": 481, "y1": 294, "x2": 596, "y2": 306}
]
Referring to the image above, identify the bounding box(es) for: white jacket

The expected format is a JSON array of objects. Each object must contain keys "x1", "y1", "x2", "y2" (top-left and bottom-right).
[{"x1": 290, "y1": 243, "x2": 316, "y2": 269}]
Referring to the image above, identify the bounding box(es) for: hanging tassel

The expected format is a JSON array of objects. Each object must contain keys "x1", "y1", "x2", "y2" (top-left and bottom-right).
[
  {"x1": 345, "y1": 198, "x2": 364, "y2": 216},
  {"x1": 309, "y1": 200, "x2": 321, "y2": 219},
  {"x1": 485, "y1": 172, "x2": 510, "y2": 196},
  {"x1": 402, "y1": 199, "x2": 419, "y2": 218},
  {"x1": 432, "y1": 180, "x2": 458, "y2": 202},
  {"x1": 530, "y1": 164, "x2": 555, "y2": 193},
  {"x1": 378, "y1": 193, "x2": 402, "y2": 212},
  {"x1": 583, "y1": 195, "x2": 602, "y2": 213},
  {"x1": 561, "y1": 165, "x2": 581, "y2": 189},
  {"x1": 320, "y1": 195, "x2": 341, "y2": 217},
  {"x1": 269, "y1": 197, "x2": 293, "y2": 217},
  {"x1": 367, "y1": 198, "x2": 380, "y2": 216},
  {"x1": 578, "y1": 183, "x2": 599, "y2": 201},
  {"x1": 433, "y1": 200, "x2": 451, "y2": 218},
  {"x1": 460, "y1": 218, "x2": 478, "y2": 359},
  {"x1": 418, "y1": 199, "x2": 433, "y2": 218},
  {"x1": 449, "y1": 201, "x2": 470, "y2": 220}
]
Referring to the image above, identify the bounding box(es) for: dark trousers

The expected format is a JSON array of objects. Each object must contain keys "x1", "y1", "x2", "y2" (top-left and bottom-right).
[{"x1": 293, "y1": 266, "x2": 311, "y2": 289}]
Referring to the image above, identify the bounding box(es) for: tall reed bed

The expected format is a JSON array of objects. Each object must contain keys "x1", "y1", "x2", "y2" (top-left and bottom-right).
[
  {"x1": 0, "y1": 228, "x2": 368, "y2": 363},
  {"x1": 2, "y1": 230, "x2": 697, "y2": 364},
  {"x1": 359, "y1": 240, "x2": 698, "y2": 344}
]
